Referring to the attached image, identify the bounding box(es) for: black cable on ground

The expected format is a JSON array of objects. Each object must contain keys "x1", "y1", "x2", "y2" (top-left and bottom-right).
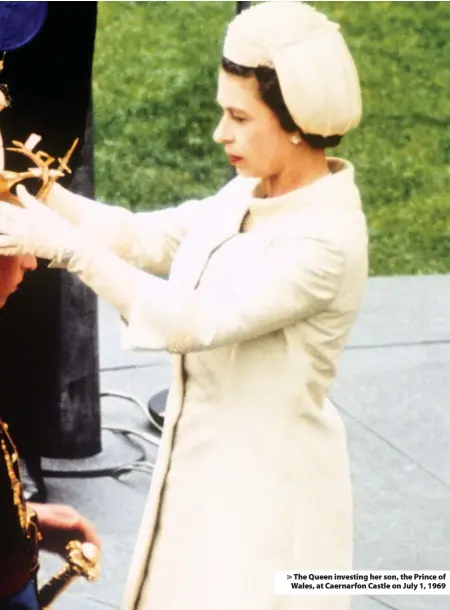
[{"x1": 41, "y1": 392, "x2": 162, "y2": 479}]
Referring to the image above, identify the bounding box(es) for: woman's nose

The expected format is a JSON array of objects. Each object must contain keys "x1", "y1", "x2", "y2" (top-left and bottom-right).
[{"x1": 213, "y1": 116, "x2": 233, "y2": 144}]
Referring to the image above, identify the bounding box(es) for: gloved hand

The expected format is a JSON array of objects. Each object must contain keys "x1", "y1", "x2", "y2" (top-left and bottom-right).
[
  {"x1": 0, "y1": 184, "x2": 84, "y2": 264},
  {"x1": 44, "y1": 182, "x2": 137, "y2": 259},
  {"x1": 0, "y1": 185, "x2": 143, "y2": 320}
]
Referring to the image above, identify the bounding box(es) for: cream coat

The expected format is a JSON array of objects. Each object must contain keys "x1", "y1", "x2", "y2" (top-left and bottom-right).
[{"x1": 119, "y1": 158, "x2": 368, "y2": 610}]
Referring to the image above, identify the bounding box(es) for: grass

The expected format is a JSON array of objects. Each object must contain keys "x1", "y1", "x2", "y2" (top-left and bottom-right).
[{"x1": 93, "y1": 1, "x2": 450, "y2": 276}]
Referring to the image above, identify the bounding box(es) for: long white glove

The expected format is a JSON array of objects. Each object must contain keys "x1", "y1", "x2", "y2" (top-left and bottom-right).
[
  {"x1": 0, "y1": 185, "x2": 145, "y2": 320},
  {"x1": 45, "y1": 183, "x2": 136, "y2": 258},
  {"x1": 44, "y1": 183, "x2": 206, "y2": 276},
  {"x1": 0, "y1": 186, "x2": 349, "y2": 356}
]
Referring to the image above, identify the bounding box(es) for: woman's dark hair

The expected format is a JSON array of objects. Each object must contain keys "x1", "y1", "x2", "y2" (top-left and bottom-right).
[{"x1": 221, "y1": 57, "x2": 342, "y2": 149}]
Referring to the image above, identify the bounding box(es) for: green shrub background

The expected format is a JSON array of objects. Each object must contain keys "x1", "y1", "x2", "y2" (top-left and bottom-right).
[{"x1": 93, "y1": 1, "x2": 450, "y2": 276}]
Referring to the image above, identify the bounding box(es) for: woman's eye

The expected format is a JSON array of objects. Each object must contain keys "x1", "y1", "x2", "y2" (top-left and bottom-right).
[{"x1": 232, "y1": 115, "x2": 246, "y2": 123}]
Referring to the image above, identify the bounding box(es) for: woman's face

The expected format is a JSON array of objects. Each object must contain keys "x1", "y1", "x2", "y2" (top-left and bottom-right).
[
  {"x1": 0, "y1": 255, "x2": 37, "y2": 307},
  {"x1": 213, "y1": 69, "x2": 297, "y2": 180}
]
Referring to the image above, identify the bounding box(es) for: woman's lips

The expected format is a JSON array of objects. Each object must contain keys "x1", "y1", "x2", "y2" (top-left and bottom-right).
[{"x1": 228, "y1": 155, "x2": 242, "y2": 165}]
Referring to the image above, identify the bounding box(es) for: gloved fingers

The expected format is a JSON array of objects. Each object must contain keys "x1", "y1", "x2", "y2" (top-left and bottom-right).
[
  {"x1": 0, "y1": 200, "x2": 24, "y2": 221},
  {"x1": 0, "y1": 235, "x2": 22, "y2": 253},
  {"x1": 16, "y1": 184, "x2": 46, "y2": 213},
  {"x1": 26, "y1": 167, "x2": 43, "y2": 179},
  {"x1": 0, "y1": 212, "x2": 19, "y2": 235}
]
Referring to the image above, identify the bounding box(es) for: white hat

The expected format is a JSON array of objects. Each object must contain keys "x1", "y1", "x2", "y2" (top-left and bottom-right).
[{"x1": 223, "y1": 1, "x2": 362, "y2": 137}]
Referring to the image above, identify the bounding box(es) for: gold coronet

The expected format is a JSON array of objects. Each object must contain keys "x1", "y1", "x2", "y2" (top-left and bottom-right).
[{"x1": 0, "y1": 133, "x2": 78, "y2": 205}]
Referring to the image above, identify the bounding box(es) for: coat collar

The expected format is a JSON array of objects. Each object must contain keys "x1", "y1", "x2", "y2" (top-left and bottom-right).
[
  {"x1": 246, "y1": 157, "x2": 361, "y2": 221},
  {"x1": 170, "y1": 157, "x2": 360, "y2": 291}
]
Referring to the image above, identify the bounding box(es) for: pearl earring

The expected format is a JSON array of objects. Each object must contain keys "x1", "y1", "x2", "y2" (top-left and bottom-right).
[{"x1": 290, "y1": 134, "x2": 301, "y2": 145}]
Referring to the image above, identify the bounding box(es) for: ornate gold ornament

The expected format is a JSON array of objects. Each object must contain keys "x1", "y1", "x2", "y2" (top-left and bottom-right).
[
  {"x1": 0, "y1": 134, "x2": 78, "y2": 204},
  {"x1": 38, "y1": 540, "x2": 101, "y2": 609},
  {"x1": 0, "y1": 53, "x2": 78, "y2": 203}
]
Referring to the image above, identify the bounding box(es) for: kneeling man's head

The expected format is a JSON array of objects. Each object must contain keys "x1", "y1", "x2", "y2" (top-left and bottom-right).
[{"x1": 0, "y1": 254, "x2": 37, "y2": 307}]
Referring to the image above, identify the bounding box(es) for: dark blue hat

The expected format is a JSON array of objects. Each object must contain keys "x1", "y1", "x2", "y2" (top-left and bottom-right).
[{"x1": 0, "y1": 2, "x2": 48, "y2": 51}]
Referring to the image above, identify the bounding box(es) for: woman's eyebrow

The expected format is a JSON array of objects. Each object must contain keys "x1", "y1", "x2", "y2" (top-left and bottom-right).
[{"x1": 216, "y1": 101, "x2": 248, "y2": 114}]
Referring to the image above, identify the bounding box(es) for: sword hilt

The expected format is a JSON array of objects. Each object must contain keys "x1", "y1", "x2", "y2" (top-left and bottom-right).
[{"x1": 38, "y1": 541, "x2": 100, "y2": 609}]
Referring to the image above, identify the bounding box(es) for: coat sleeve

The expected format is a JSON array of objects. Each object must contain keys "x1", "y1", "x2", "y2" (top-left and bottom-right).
[
  {"x1": 46, "y1": 184, "x2": 215, "y2": 276},
  {"x1": 121, "y1": 235, "x2": 346, "y2": 353}
]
